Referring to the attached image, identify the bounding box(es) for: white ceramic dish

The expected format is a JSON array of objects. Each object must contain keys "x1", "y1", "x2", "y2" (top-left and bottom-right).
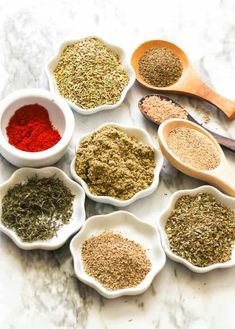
[
  {"x1": 70, "y1": 122, "x2": 164, "y2": 207},
  {"x1": 158, "y1": 185, "x2": 235, "y2": 273},
  {"x1": 0, "y1": 167, "x2": 86, "y2": 250},
  {"x1": 70, "y1": 211, "x2": 166, "y2": 298},
  {"x1": 46, "y1": 36, "x2": 135, "y2": 115},
  {"x1": 0, "y1": 89, "x2": 75, "y2": 167}
]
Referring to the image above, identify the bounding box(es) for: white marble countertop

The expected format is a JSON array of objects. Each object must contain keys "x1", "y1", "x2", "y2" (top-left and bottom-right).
[{"x1": 1, "y1": 0, "x2": 235, "y2": 328}]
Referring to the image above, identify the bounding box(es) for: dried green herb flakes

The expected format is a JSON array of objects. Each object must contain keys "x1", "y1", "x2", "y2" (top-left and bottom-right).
[
  {"x1": 165, "y1": 193, "x2": 235, "y2": 267},
  {"x1": 53, "y1": 37, "x2": 129, "y2": 109},
  {"x1": 2, "y1": 176, "x2": 74, "y2": 242}
]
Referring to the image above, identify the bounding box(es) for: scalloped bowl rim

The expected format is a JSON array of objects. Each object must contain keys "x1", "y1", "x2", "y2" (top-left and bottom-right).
[
  {"x1": 70, "y1": 211, "x2": 166, "y2": 298},
  {"x1": 157, "y1": 185, "x2": 235, "y2": 273},
  {"x1": 0, "y1": 167, "x2": 86, "y2": 250},
  {"x1": 46, "y1": 36, "x2": 136, "y2": 115},
  {"x1": 70, "y1": 122, "x2": 164, "y2": 207}
]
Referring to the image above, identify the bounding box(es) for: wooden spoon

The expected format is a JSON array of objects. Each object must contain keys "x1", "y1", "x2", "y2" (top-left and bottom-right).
[
  {"x1": 138, "y1": 94, "x2": 235, "y2": 152},
  {"x1": 158, "y1": 119, "x2": 235, "y2": 197},
  {"x1": 132, "y1": 40, "x2": 235, "y2": 119}
]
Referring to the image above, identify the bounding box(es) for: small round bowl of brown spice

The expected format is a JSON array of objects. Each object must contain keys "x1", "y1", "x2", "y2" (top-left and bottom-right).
[
  {"x1": 0, "y1": 167, "x2": 86, "y2": 250},
  {"x1": 70, "y1": 123, "x2": 164, "y2": 207},
  {"x1": 70, "y1": 211, "x2": 166, "y2": 298},
  {"x1": 158, "y1": 185, "x2": 235, "y2": 273},
  {"x1": 46, "y1": 36, "x2": 135, "y2": 115}
]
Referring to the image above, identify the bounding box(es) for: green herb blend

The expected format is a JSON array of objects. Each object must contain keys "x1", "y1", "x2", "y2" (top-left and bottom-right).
[
  {"x1": 53, "y1": 37, "x2": 129, "y2": 109},
  {"x1": 75, "y1": 126, "x2": 156, "y2": 200},
  {"x1": 165, "y1": 193, "x2": 235, "y2": 267},
  {"x1": 2, "y1": 176, "x2": 74, "y2": 242}
]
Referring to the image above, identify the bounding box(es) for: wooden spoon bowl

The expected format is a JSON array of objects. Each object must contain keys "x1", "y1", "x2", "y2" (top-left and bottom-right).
[
  {"x1": 158, "y1": 119, "x2": 235, "y2": 197},
  {"x1": 132, "y1": 40, "x2": 235, "y2": 119}
]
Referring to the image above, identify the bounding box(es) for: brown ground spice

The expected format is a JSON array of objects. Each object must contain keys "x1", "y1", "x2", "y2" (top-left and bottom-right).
[
  {"x1": 81, "y1": 231, "x2": 152, "y2": 290},
  {"x1": 138, "y1": 47, "x2": 183, "y2": 87},
  {"x1": 75, "y1": 126, "x2": 156, "y2": 200},
  {"x1": 140, "y1": 95, "x2": 188, "y2": 124},
  {"x1": 167, "y1": 127, "x2": 221, "y2": 170}
]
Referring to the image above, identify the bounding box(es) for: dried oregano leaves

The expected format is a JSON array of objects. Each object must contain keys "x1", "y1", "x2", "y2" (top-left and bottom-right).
[
  {"x1": 81, "y1": 231, "x2": 151, "y2": 290},
  {"x1": 2, "y1": 176, "x2": 74, "y2": 242},
  {"x1": 165, "y1": 193, "x2": 235, "y2": 267},
  {"x1": 75, "y1": 126, "x2": 156, "y2": 200},
  {"x1": 53, "y1": 37, "x2": 129, "y2": 109}
]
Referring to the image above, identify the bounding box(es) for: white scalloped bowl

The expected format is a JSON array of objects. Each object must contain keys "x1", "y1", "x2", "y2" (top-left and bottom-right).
[
  {"x1": 157, "y1": 185, "x2": 235, "y2": 273},
  {"x1": 0, "y1": 167, "x2": 86, "y2": 250},
  {"x1": 70, "y1": 211, "x2": 166, "y2": 298},
  {"x1": 70, "y1": 122, "x2": 164, "y2": 207},
  {"x1": 46, "y1": 36, "x2": 135, "y2": 115}
]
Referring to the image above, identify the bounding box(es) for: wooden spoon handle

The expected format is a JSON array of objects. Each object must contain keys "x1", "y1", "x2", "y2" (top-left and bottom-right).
[
  {"x1": 212, "y1": 163, "x2": 235, "y2": 197},
  {"x1": 184, "y1": 71, "x2": 235, "y2": 119}
]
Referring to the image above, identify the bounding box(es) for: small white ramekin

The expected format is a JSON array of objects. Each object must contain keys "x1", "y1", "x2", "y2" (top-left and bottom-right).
[
  {"x1": 46, "y1": 36, "x2": 135, "y2": 115},
  {"x1": 0, "y1": 167, "x2": 86, "y2": 250},
  {"x1": 0, "y1": 88, "x2": 75, "y2": 167},
  {"x1": 70, "y1": 211, "x2": 166, "y2": 298},
  {"x1": 158, "y1": 185, "x2": 235, "y2": 273},
  {"x1": 70, "y1": 122, "x2": 164, "y2": 207}
]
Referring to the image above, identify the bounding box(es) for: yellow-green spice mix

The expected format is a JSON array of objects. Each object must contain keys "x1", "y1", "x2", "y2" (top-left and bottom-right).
[
  {"x1": 75, "y1": 126, "x2": 156, "y2": 200},
  {"x1": 53, "y1": 37, "x2": 129, "y2": 109}
]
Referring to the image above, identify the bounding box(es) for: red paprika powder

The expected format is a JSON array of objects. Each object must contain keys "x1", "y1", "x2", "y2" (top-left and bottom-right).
[{"x1": 6, "y1": 104, "x2": 61, "y2": 152}]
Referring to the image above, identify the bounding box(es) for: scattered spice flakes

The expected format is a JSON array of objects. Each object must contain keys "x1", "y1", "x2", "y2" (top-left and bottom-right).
[
  {"x1": 75, "y1": 126, "x2": 156, "y2": 200},
  {"x1": 165, "y1": 193, "x2": 235, "y2": 267},
  {"x1": 53, "y1": 37, "x2": 129, "y2": 109},
  {"x1": 167, "y1": 127, "x2": 221, "y2": 170},
  {"x1": 138, "y1": 47, "x2": 183, "y2": 87},
  {"x1": 81, "y1": 231, "x2": 151, "y2": 290},
  {"x1": 140, "y1": 95, "x2": 188, "y2": 124}
]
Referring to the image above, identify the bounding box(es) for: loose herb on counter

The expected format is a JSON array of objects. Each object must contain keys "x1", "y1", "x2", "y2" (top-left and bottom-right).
[
  {"x1": 53, "y1": 37, "x2": 129, "y2": 109},
  {"x1": 167, "y1": 127, "x2": 221, "y2": 170},
  {"x1": 165, "y1": 193, "x2": 235, "y2": 267},
  {"x1": 75, "y1": 126, "x2": 156, "y2": 200},
  {"x1": 138, "y1": 47, "x2": 183, "y2": 87},
  {"x1": 81, "y1": 231, "x2": 151, "y2": 290},
  {"x1": 2, "y1": 176, "x2": 74, "y2": 242}
]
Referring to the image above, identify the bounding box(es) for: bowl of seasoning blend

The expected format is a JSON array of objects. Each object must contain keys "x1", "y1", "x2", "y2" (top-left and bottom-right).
[
  {"x1": 70, "y1": 122, "x2": 164, "y2": 207},
  {"x1": 70, "y1": 211, "x2": 166, "y2": 298},
  {"x1": 46, "y1": 36, "x2": 135, "y2": 115},
  {"x1": 0, "y1": 88, "x2": 74, "y2": 167},
  {"x1": 158, "y1": 185, "x2": 235, "y2": 273},
  {"x1": 0, "y1": 167, "x2": 86, "y2": 250}
]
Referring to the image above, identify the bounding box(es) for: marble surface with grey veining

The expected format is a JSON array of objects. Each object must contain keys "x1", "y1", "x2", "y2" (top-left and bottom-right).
[{"x1": 1, "y1": 0, "x2": 235, "y2": 328}]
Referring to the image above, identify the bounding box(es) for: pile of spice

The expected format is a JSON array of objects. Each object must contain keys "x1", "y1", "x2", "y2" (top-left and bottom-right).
[
  {"x1": 75, "y1": 125, "x2": 156, "y2": 200},
  {"x1": 6, "y1": 104, "x2": 61, "y2": 152},
  {"x1": 81, "y1": 231, "x2": 151, "y2": 290},
  {"x1": 138, "y1": 47, "x2": 183, "y2": 87},
  {"x1": 140, "y1": 95, "x2": 188, "y2": 124},
  {"x1": 167, "y1": 127, "x2": 221, "y2": 170},
  {"x1": 165, "y1": 193, "x2": 235, "y2": 267},
  {"x1": 53, "y1": 37, "x2": 129, "y2": 109},
  {"x1": 2, "y1": 176, "x2": 74, "y2": 242}
]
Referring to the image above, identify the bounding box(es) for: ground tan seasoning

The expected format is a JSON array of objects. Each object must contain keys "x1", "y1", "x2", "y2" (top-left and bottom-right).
[
  {"x1": 138, "y1": 47, "x2": 183, "y2": 87},
  {"x1": 167, "y1": 127, "x2": 221, "y2": 170},
  {"x1": 165, "y1": 193, "x2": 235, "y2": 267},
  {"x1": 75, "y1": 126, "x2": 156, "y2": 200},
  {"x1": 53, "y1": 37, "x2": 129, "y2": 109},
  {"x1": 81, "y1": 231, "x2": 152, "y2": 290},
  {"x1": 140, "y1": 95, "x2": 188, "y2": 124}
]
